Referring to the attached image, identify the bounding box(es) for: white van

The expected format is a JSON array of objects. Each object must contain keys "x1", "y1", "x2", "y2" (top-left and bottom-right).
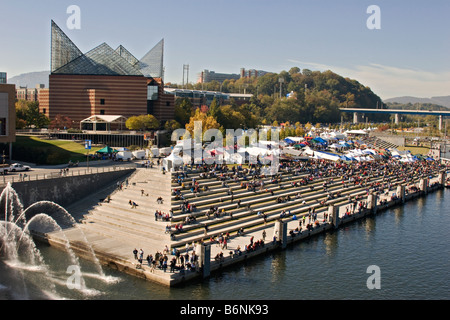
[
  {"x1": 132, "y1": 150, "x2": 146, "y2": 160},
  {"x1": 116, "y1": 151, "x2": 133, "y2": 161}
]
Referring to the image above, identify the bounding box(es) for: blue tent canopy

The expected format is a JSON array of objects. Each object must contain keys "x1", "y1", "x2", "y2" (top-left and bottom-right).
[
  {"x1": 284, "y1": 138, "x2": 295, "y2": 144},
  {"x1": 313, "y1": 137, "x2": 327, "y2": 143},
  {"x1": 340, "y1": 155, "x2": 354, "y2": 161}
]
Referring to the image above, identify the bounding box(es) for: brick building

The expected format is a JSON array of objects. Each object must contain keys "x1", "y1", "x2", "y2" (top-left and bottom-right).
[
  {"x1": 16, "y1": 84, "x2": 46, "y2": 102},
  {"x1": 0, "y1": 83, "x2": 16, "y2": 160},
  {"x1": 39, "y1": 21, "x2": 174, "y2": 128}
]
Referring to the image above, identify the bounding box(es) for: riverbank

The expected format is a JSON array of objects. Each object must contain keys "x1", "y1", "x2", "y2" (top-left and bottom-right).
[{"x1": 36, "y1": 161, "x2": 446, "y2": 287}]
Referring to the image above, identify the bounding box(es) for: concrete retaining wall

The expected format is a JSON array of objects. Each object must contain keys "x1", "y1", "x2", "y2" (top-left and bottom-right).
[{"x1": 3, "y1": 169, "x2": 135, "y2": 208}]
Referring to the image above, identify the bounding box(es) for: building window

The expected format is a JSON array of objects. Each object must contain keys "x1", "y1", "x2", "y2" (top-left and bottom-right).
[
  {"x1": 166, "y1": 101, "x2": 170, "y2": 106},
  {"x1": 0, "y1": 118, "x2": 6, "y2": 136},
  {"x1": 42, "y1": 108, "x2": 46, "y2": 114},
  {"x1": 100, "y1": 109, "x2": 105, "y2": 115},
  {"x1": 100, "y1": 99, "x2": 105, "y2": 105},
  {"x1": 147, "y1": 85, "x2": 158, "y2": 101}
]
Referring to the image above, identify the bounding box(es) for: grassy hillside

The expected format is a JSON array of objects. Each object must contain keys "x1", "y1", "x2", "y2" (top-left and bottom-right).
[
  {"x1": 398, "y1": 146, "x2": 430, "y2": 155},
  {"x1": 13, "y1": 135, "x2": 102, "y2": 165}
]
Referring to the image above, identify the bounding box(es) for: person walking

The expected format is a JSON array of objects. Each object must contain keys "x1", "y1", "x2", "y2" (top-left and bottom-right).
[{"x1": 146, "y1": 254, "x2": 153, "y2": 267}]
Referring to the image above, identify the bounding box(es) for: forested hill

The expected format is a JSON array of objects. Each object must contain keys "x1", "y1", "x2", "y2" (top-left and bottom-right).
[
  {"x1": 173, "y1": 67, "x2": 389, "y2": 126},
  {"x1": 386, "y1": 102, "x2": 449, "y2": 111}
]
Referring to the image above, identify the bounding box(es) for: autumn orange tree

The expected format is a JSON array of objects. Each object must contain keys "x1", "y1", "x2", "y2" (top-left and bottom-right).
[
  {"x1": 50, "y1": 114, "x2": 72, "y2": 130},
  {"x1": 185, "y1": 108, "x2": 221, "y2": 141}
]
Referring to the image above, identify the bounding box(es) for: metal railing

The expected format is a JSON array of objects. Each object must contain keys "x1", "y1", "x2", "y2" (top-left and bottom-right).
[{"x1": 0, "y1": 164, "x2": 136, "y2": 186}]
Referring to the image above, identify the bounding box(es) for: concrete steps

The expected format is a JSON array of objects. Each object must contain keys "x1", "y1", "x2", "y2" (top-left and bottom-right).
[
  {"x1": 165, "y1": 169, "x2": 427, "y2": 249},
  {"x1": 76, "y1": 162, "x2": 441, "y2": 256},
  {"x1": 171, "y1": 174, "x2": 311, "y2": 208},
  {"x1": 77, "y1": 168, "x2": 174, "y2": 252},
  {"x1": 82, "y1": 207, "x2": 166, "y2": 236},
  {"x1": 104, "y1": 194, "x2": 172, "y2": 213},
  {"x1": 77, "y1": 221, "x2": 168, "y2": 253}
]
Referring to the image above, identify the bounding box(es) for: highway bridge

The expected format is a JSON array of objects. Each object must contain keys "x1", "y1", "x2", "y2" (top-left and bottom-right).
[{"x1": 340, "y1": 108, "x2": 450, "y2": 130}]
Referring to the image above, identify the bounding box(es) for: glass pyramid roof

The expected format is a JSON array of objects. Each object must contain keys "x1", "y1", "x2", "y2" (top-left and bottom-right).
[
  {"x1": 53, "y1": 42, "x2": 143, "y2": 76},
  {"x1": 51, "y1": 20, "x2": 83, "y2": 73},
  {"x1": 115, "y1": 45, "x2": 140, "y2": 67},
  {"x1": 139, "y1": 39, "x2": 164, "y2": 78},
  {"x1": 50, "y1": 21, "x2": 163, "y2": 78}
]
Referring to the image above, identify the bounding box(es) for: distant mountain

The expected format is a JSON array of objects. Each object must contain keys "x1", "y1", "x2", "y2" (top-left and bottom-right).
[
  {"x1": 7, "y1": 71, "x2": 49, "y2": 88},
  {"x1": 384, "y1": 95, "x2": 450, "y2": 108}
]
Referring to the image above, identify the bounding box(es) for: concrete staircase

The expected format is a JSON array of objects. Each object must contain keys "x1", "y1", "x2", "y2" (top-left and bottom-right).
[
  {"x1": 169, "y1": 158, "x2": 449, "y2": 251},
  {"x1": 41, "y1": 157, "x2": 443, "y2": 287},
  {"x1": 72, "y1": 160, "x2": 441, "y2": 257},
  {"x1": 78, "y1": 167, "x2": 173, "y2": 253}
]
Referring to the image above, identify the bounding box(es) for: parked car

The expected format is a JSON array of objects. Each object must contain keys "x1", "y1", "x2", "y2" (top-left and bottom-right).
[
  {"x1": 0, "y1": 164, "x2": 9, "y2": 174},
  {"x1": 8, "y1": 163, "x2": 31, "y2": 172}
]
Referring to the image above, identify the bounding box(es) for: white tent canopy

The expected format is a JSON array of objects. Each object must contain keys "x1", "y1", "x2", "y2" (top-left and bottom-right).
[
  {"x1": 344, "y1": 129, "x2": 368, "y2": 135},
  {"x1": 312, "y1": 150, "x2": 341, "y2": 161},
  {"x1": 285, "y1": 136, "x2": 305, "y2": 142},
  {"x1": 163, "y1": 152, "x2": 184, "y2": 171},
  {"x1": 80, "y1": 115, "x2": 127, "y2": 131},
  {"x1": 320, "y1": 131, "x2": 345, "y2": 140}
]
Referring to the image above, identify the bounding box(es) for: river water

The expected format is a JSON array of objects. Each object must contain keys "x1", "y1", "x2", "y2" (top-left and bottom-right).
[{"x1": 1, "y1": 188, "x2": 449, "y2": 300}]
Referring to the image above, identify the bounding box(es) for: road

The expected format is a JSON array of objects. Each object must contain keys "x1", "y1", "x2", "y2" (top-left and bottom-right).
[{"x1": 0, "y1": 159, "x2": 140, "y2": 186}]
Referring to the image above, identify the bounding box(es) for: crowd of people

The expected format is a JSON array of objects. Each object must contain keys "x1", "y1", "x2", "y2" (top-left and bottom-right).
[
  {"x1": 168, "y1": 156, "x2": 445, "y2": 231},
  {"x1": 127, "y1": 143, "x2": 447, "y2": 276},
  {"x1": 132, "y1": 244, "x2": 202, "y2": 274}
]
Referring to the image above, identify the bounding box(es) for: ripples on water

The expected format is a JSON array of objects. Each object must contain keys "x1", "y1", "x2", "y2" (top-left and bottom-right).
[{"x1": 1, "y1": 190, "x2": 449, "y2": 300}]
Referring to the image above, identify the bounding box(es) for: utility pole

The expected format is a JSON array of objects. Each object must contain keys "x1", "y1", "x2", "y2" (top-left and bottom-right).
[
  {"x1": 183, "y1": 64, "x2": 189, "y2": 89},
  {"x1": 278, "y1": 77, "x2": 284, "y2": 99}
]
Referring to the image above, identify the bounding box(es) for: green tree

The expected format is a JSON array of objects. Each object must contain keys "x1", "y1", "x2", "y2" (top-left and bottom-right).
[
  {"x1": 289, "y1": 67, "x2": 300, "y2": 76},
  {"x1": 174, "y1": 98, "x2": 193, "y2": 126},
  {"x1": 126, "y1": 114, "x2": 160, "y2": 131},
  {"x1": 208, "y1": 97, "x2": 220, "y2": 118},
  {"x1": 164, "y1": 119, "x2": 181, "y2": 131},
  {"x1": 16, "y1": 100, "x2": 50, "y2": 129},
  {"x1": 26, "y1": 102, "x2": 50, "y2": 128},
  {"x1": 266, "y1": 99, "x2": 301, "y2": 123},
  {"x1": 214, "y1": 105, "x2": 246, "y2": 130}
]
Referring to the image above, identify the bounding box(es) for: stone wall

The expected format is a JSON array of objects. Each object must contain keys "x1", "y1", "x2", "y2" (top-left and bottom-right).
[{"x1": 3, "y1": 169, "x2": 135, "y2": 208}]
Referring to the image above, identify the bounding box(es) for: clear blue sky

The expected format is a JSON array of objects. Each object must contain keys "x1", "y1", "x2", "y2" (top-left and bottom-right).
[{"x1": 1, "y1": 0, "x2": 449, "y2": 99}]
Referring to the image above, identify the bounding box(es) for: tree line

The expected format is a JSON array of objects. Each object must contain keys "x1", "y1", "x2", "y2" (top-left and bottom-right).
[
  {"x1": 171, "y1": 67, "x2": 390, "y2": 134},
  {"x1": 14, "y1": 67, "x2": 391, "y2": 133}
]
